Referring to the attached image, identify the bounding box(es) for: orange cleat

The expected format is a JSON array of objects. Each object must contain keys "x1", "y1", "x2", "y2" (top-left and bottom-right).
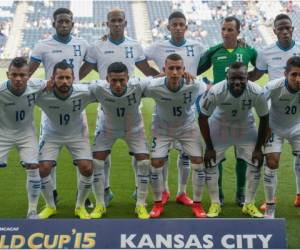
[
  {"x1": 192, "y1": 202, "x2": 207, "y2": 218},
  {"x1": 150, "y1": 202, "x2": 164, "y2": 218},
  {"x1": 294, "y1": 194, "x2": 300, "y2": 207},
  {"x1": 162, "y1": 191, "x2": 170, "y2": 205},
  {"x1": 176, "y1": 193, "x2": 193, "y2": 206},
  {"x1": 260, "y1": 198, "x2": 276, "y2": 211}
]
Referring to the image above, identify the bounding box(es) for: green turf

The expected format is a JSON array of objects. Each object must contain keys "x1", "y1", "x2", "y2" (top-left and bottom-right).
[{"x1": 0, "y1": 68, "x2": 299, "y2": 248}]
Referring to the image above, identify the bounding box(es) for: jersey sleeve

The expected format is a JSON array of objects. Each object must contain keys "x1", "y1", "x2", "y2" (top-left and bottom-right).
[
  {"x1": 135, "y1": 44, "x2": 147, "y2": 63},
  {"x1": 254, "y1": 92, "x2": 269, "y2": 117},
  {"x1": 195, "y1": 79, "x2": 208, "y2": 96},
  {"x1": 255, "y1": 49, "x2": 268, "y2": 72},
  {"x1": 263, "y1": 84, "x2": 272, "y2": 101},
  {"x1": 85, "y1": 45, "x2": 98, "y2": 65},
  {"x1": 200, "y1": 89, "x2": 217, "y2": 116},
  {"x1": 137, "y1": 77, "x2": 153, "y2": 92},
  {"x1": 143, "y1": 44, "x2": 155, "y2": 61},
  {"x1": 30, "y1": 42, "x2": 43, "y2": 63}
]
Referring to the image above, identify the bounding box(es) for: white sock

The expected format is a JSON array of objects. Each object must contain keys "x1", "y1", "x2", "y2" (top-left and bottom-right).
[
  {"x1": 136, "y1": 160, "x2": 150, "y2": 205},
  {"x1": 76, "y1": 173, "x2": 92, "y2": 208},
  {"x1": 162, "y1": 156, "x2": 169, "y2": 192},
  {"x1": 205, "y1": 166, "x2": 220, "y2": 204},
  {"x1": 294, "y1": 155, "x2": 300, "y2": 194},
  {"x1": 177, "y1": 153, "x2": 190, "y2": 195},
  {"x1": 26, "y1": 168, "x2": 41, "y2": 213},
  {"x1": 50, "y1": 166, "x2": 57, "y2": 190},
  {"x1": 245, "y1": 164, "x2": 261, "y2": 204},
  {"x1": 263, "y1": 165, "x2": 277, "y2": 203},
  {"x1": 132, "y1": 157, "x2": 138, "y2": 188},
  {"x1": 104, "y1": 155, "x2": 111, "y2": 189},
  {"x1": 92, "y1": 159, "x2": 105, "y2": 205},
  {"x1": 191, "y1": 163, "x2": 205, "y2": 202},
  {"x1": 41, "y1": 175, "x2": 56, "y2": 208},
  {"x1": 150, "y1": 166, "x2": 163, "y2": 201}
]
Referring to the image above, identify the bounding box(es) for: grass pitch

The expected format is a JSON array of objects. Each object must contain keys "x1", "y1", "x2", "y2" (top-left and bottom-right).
[{"x1": 0, "y1": 68, "x2": 299, "y2": 248}]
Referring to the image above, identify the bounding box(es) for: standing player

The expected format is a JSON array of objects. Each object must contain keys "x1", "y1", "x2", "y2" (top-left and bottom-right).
[
  {"x1": 88, "y1": 62, "x2": 151, "y2": 219},
  {"x1": 144, "y1": 11, "x2": 204, "y2": 206},
  {"x1": 145, "y1": 54, "x2": 207, "y2": 218},
  {"x1": 29, "y1": 8, "x2": 89, "y2": 206},
  {"x1": 198, "y1": 62, "x2": 269, "y2": 218},
  {"x1": 0, "y1": 57, "x2": 46, "y2": 218},
  {"x1": 263, "y1": 56, "x2": 300, "y2": 218},
  {"x1": 248, "y1": 14, "x2": 300, "y2": 209},
  {"x1": 197, "y1": 16, "x2": 257, "y2": 207},
  {"x1": 79, "y1": 8, "x2": 159, "y2": 207},
  {"x1": 37, "y1": 62, "x2": 95, "y2": 219}
]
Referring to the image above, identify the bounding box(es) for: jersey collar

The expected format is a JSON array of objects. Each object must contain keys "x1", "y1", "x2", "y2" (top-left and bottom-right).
[
  {"x1": 53, "y1": 86, "x2": 73, "y2": 100},
  {"x1": 53, "y1": 34, "x2": 72, "y2": 44},
  {"x1": 169, "y1": 38, "x2": 186, "y2": 47},
  {"x1": 7, "y1": 80, "x2": 26, "y2": 96},
  {"x1": 276, "y1": 40, "x2": 295, "y2": 51},
  {"x1": 109, "y1": 36, "x2": 125, "y2": 45},
  {"x1": 284, "y1": 78, "x2": 298, "y2": 94}
]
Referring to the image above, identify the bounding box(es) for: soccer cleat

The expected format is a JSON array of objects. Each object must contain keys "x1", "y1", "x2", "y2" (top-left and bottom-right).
[
  {"x1": 260, "y1": 198, "x2": 276, "y2": 211},
  {"x1": 135, "y1": 204, "x2": 150, "y2": 219},
  {"x1": 75, "y1": 206, "x2": 91, "y2": 219},
  {"x1": 176, "y1": 193, "x2": 193, "y2": 206},
  {"x1": 38, "y1": 206, "x2": 57, "y2": 219},
  {"x1": 104, "y1": 188, "x2": 114, "y2": 207},
  {"x1": 235, "y1": 194, "x2": 245, "y2": 207},
  {"x1": 150, "y1": 202, "x2": 164, "y2": 218},
  {"x1": 207, "y1": 203, "x2": 221, "y2": 218},
  {"x1": 53, "y1": 189, "x2": 59, "y2": 205},
  {"x1": 162, "y1": 191, "x2": 170, "y2": 205},
  {"x1": 90, "y1": 203, "x2": 106, "y2": 219},
  {"x1": 192, "y1": 202, "x2": 207, "y2": 218},
  {"x1": 242, "y1": 203, "x2": 263, "y2": 218},
  {"x1": 85, "y1": 198, "x2": 94, "y2": 209},
  {"x1": 27, "y1": 211, "x2": 39, "y2": 219},
  {"x1": 294, "y1": 194, "x2": 300, "y2": 207},
  {"x1": 264, "y1": 204, "x2": 276, "y2": 219}
]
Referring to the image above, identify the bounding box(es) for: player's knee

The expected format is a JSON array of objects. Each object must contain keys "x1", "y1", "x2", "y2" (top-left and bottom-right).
[
  {"x1": 136, "y1": 159, "x2": 150, "y2": 173},
  {"x1": 93, "y1": 151, "x2": 110, "y2": 161},
  {"x1": 77, "y1": 160, "x2": 93, "y2": 177},
  {"x1": 151, "y1": 158, "x2": 164, "y2": 168},
  {"x1": 135, "y1": 153, "x2": 149, "y2": 161},
  {"x1": 39, "y1": 162, "x2": 52, "y2": 177},
  {"x1": 190, "y1": 156, "x2": 203, "y2": 165},
  {"x1": 266, "y1": 155, "x2": 279, "y2": 169},
  {"x1": 26, "y1": 163, "x2": 39, "y2": 170}
]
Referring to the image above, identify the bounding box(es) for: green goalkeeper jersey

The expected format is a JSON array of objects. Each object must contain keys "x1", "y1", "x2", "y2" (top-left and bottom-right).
[{"x1": 197, "y1": 43, "x2": 257, "y2": 83}]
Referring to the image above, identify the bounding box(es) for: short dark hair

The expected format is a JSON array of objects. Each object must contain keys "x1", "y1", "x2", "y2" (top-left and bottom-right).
[
  {"x1": 165, "y1": 53, "x2": 183, "y2": 63},
  {"x1": 224, "y1": 16, "x2": 240, "y2": 32},
  {"x1": 286, "y1": 56, "x2": 300, "y2": 72},
  {"x1": 168, "y1": 11, "x2": 186, "y2": 22},
  {"x1": 53, "y1": 8, "x2": 73, "y2": 20},
  {"x1": 274, "y1": 13, "x2": 292, "y2": 27},
  {"x1": 229, "y1": 61, "x2": 247, "y2": 71},
  {"x1": 107, "y1": 62, "x2": 128, "y2": 74},
  {"x1": 8, "y1": 57, "x2": 28, "y2": 70},
  {"x1": 52, "y1": 61, "x2": 73, "y2": 75}
]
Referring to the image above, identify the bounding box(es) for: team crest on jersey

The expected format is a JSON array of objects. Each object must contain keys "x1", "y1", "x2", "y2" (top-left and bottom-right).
[
  {"x1": 27, "y1": 94, "x2": 36, "y2": 107},
  {"x1": 125, "y1": 47, "x2": 134, "y2": 58},
  {"x1": 73, "y1": 45, "x2": 81, "y2": 56},
  {"x1": 183, "y1": 92, "x2": 192, "y2": 103},
  {"x1": 72, "y1": 99, "x2": 82, "y2": 111},
  {"x1": 185, "y1": 45, "x2": 194, "y2": 57},
  {"x1": 127, "y1": 93, "x2": 137, "y2": 105},
  {"x1": 236, "y1": 53, "x2": 243, "y2": 62},
  {"x1": 241, "y1": 99, "x2": 252, "y2": 110}
]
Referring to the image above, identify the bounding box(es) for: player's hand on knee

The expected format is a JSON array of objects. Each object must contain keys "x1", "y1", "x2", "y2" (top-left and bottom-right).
[
  {"x1": 252, "y1": 149, "x2": 264, "y2": 167},
  {"x1": 204, "y1": 148, "x2": 216, "y2": 168}
]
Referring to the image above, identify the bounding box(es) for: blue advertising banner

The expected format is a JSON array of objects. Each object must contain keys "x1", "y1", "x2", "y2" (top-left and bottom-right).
[{"x1": 0, "y1": 218, "x2": 286, "y2": 249}]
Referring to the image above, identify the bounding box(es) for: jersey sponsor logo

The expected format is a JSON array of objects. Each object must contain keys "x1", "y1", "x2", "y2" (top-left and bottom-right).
[
  {"x1": 51, "y1": 50, "x2": 62, "y2": 53},
  {"x1": 220, "y1": 102, "x2": 232, "y2": 105},
  {"x1": 216, "y1": 56, "x2": 227, "y2": 60},
  {"x1": 161, "y1": 97, "x2": 172, "y2": 101},
  {"x1": 186, "y1": 45, "x2": 194, "y2": 57},
  {"x1": 104, "y1": 50, "x2": 114, "y2": 54},
  {"x1": 166, "y1": 49, "x2": 176, "y2": 53},
  {"x1": 279, "y1": 98, "x2": 290, "y2": 102},
  {"x1": 271, "y1": 57, "x2": 282, "y2": 60},
  {"x1": 104, "y1": 98, "x2": 115, "y2": 102},
  {"x1": 125, "y1": 47, "x2": 134, "y2": 58},
  {"x1": 4, "y1": 102, "x2": 15, "y2": 106},
  {"x1": 49, "y1": 105, "x2": 60, "y2": 109}
]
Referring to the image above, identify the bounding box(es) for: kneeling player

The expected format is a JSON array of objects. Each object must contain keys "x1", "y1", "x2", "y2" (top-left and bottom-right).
[
  {"x1": 145, "y1": 53, "x2": 208, "y2": 218},
  {"x1": 199, "y1": 62, "x2": 269, "y2": 218},
  {"x1": 37, "y1": 62, "x2": 96, "y2": 219},
  {"x1": 0, "y1": 57, "x2": 46, "y2": 218},
  {"x1": 89, "y1": 62, "x2": 150, "y2": 219},
  {"x1": 263, "y1": 56, "x2": 300, "y2": 218}
]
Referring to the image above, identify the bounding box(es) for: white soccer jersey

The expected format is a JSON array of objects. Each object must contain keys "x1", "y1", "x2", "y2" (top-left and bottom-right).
[
  {"x1": 264, "y1": 77, "x2": 300, "y2": 133},
  {"x1": 85, "y1": 36, "x2": 146, "y2": 79},
  {"x1": 36, "y1": 84, "x2": 95, "y2": 137},
  {"x1": 30, "y1": 35, "x2": 89, "y2": 81},
  {"x1": 256, "y1": 41, "x2": 300, "y2": 80},
  {"x1": 144, "y1": 78, "x2": 207, "y2": 127},
  {"x1": 89, "y1": 78, "x2": 149, "y2": 131},
  {"x1": 144, "y1": 39, "x2": 203, "y2": 75},
  {"x1": 200, "y1": 80, "x2": 269, "y2": 128},
  {"x1": 0, "y1": 79, "x2": 46, "y2": 135}
]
